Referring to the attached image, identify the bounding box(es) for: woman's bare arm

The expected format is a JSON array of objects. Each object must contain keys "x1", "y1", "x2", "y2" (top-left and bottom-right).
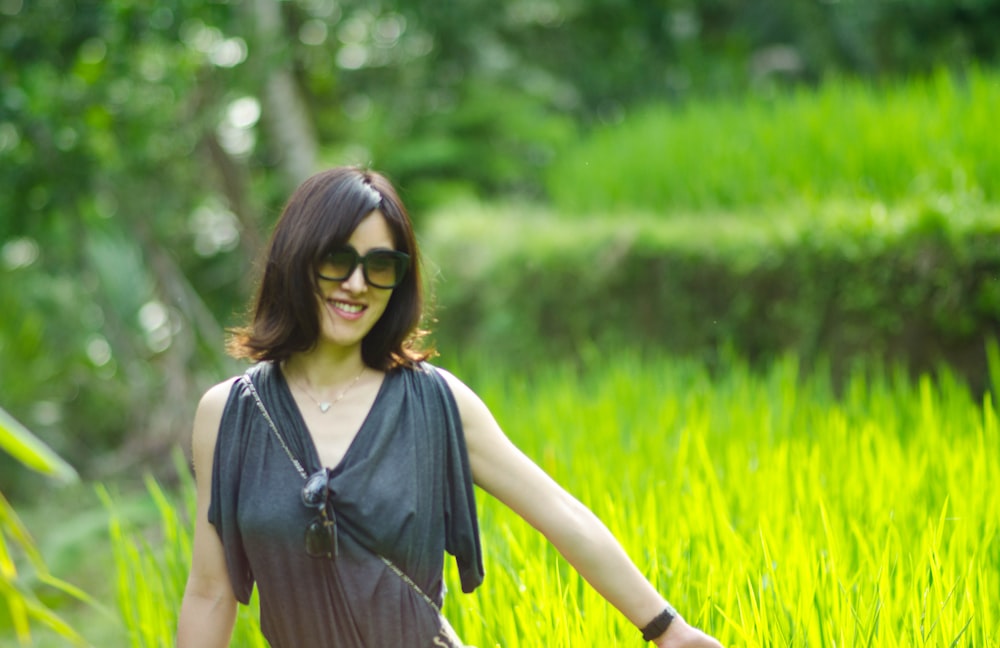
[
  {"x1": 439, "y1": 369, "x2": 723, "y2": 648},
  {"x1": 176, "y1": 379, "x2": 239, "y2": 648}
]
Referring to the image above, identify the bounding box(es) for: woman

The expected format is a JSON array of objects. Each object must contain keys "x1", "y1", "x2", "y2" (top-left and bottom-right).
[{"x1": 177, "y1": 166, "x2": 723, "y2": 647}]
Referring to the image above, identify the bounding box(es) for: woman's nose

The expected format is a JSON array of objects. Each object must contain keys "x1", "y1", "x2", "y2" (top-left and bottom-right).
[{"x1": 341, "y1": 264, "x2": 368, "y2": 292}]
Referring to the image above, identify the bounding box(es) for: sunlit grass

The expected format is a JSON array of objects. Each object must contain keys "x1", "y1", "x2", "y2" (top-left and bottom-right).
[
  {"x1": 437, "y1": 352, "x2": 998, "y2": 646},
  {"x1": 94, "y1": 454, "x2": 267, "y2": 648},
  {"x1": 547, "y1": 66, "x2": 1000, "y2": 213},
  {"x1": 93, "y1": 352, "x2": 1000, "y2": 647}
]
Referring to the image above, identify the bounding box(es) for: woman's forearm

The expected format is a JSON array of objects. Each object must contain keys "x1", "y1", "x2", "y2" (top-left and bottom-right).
[
  {"x1": 176, "y1": 587, "x2": 237, "y2": 648},
  {"x1": 541, "y1": 494, "x2": 673, "y2": 630}
]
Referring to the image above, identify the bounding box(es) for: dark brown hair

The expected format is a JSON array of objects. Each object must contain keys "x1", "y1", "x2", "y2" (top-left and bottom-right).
[{"x1": 227, "y1": 167, "x2": 432, "y2": 370}]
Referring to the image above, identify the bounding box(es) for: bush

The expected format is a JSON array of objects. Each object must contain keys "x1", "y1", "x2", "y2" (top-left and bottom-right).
[
  {"x1": 422, "y1": 194, "x2": 1000, "y2": 392},
  {"x1": 545, "y1": 67, "x2": 1000, "y2": 213}
]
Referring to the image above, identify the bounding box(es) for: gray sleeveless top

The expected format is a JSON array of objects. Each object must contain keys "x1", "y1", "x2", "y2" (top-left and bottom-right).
[{"x1": 208, "y1": 361, "x2": 484, "y2": 647}]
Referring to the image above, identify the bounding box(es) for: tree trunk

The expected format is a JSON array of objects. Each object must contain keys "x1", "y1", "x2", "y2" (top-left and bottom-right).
[{"x1": 248, "y1": 0, "x2": 319, "y2": 190}]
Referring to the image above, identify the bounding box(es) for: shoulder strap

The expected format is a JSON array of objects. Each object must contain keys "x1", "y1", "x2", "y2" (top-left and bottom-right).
[{"x1": 240, "y1": 373, "x2": 309, "y2": 479}]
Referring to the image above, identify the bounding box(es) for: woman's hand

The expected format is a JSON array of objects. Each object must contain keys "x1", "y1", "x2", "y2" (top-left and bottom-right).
[{"x1": 653, "y1": 617, "x2": 724, "y2": 648}]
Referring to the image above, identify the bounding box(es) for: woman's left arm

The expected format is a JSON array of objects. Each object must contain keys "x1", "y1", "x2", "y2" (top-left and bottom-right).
[{"x1": 438, "y1": 370, "x2": 722, "y2": 648}]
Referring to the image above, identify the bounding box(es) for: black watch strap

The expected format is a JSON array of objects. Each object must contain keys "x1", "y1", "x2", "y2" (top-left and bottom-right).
[{"x1": 640, "y1": 603, "x2": 678, "y2": 642}]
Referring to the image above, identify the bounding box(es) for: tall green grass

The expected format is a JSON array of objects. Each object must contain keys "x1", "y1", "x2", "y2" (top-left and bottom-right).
[
  {"x1": 95, "y1": 452, "x2": 267, "y2": 648},
  {"x1": 547, "y1": 67, "x2": 1000, "y2": 213},
  {"x1": 0, "y1": 408, "x2": 102, "y2": 648},
  {"x1": 95, "y1": 353, "x2": 998, "y2": 647}
]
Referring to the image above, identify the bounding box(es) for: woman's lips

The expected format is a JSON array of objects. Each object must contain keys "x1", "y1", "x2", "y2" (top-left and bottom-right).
[{"x1": 329, "y1": 299, "x2": 366, "y2": 320}]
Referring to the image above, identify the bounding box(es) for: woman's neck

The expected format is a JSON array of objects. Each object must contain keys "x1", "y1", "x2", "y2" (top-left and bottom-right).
[{"x1": 282, "y1": 346, "x2": 368, "y2": 390}]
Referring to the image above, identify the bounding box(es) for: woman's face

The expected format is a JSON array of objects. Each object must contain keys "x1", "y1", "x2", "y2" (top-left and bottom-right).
[{"x1": 314, "y1": 210, "x2": 399, "y2": 351}]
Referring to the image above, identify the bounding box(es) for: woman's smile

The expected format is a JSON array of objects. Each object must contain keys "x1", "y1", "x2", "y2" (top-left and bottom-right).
[{"x1": 328, "y1": 299, "x2": 366, "y2": 320}]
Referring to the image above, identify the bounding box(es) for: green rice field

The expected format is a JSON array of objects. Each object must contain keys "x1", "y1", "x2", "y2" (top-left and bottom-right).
[
  {"x1": 93, "y1": 351, "x2": 998, "y2": 647},
  {"x1": 7, "y1": 65, "x2": 1000, "y2": 648},
  {"x1": 547, "y1": 67, "x2": 1000, "y2": 213}
]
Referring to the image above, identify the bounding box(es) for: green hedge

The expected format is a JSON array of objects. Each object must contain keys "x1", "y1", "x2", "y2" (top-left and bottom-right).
[{"x1": 421, "y1": 195, "x2": 1000, "y2": 392}]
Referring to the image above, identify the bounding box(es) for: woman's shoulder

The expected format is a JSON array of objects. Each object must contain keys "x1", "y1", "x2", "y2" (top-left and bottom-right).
[
  {"x1": 190, "y1": 376, "x2": 242, "y2": 469},
  {"x1": 194, "y1": 377, "x2": 241, "y2": 432},
  {"x1": 408, "y1": 361, "x2": 460, "y2": 392},
  {"x1": 202, "y1": 362, "x2": 275, "y2": 404},
  {"x1": 200, "y1": 376, "x2": 242, "y2": 406},
  {"x1": 410, "y1": 363, "x2": 489, "y2": 416}
]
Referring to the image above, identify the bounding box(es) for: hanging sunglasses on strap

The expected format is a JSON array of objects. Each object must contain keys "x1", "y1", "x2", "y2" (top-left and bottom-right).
[{"x1": 302, "y1": 468, "x2": 338, "y2": 559}]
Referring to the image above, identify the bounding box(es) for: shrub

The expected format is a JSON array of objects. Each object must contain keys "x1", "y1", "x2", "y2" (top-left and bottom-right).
[{"x1": 422, "y1": 194, "x2": 1000, "y2": 392}]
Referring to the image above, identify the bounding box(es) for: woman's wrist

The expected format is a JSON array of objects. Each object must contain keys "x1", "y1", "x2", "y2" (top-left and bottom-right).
[{"x1": 640, "y1": 602, "x2": 681, "y2": 642}]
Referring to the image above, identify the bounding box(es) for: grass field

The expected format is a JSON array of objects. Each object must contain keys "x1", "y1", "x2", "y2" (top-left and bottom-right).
[
  {"x1": 5, "y1": 63, "x2": 1000, "y2": 648},
  {"x1": 546, "y1": 66, "x2": 1000, "y2": 214},
  {"x1": 47, "y1": 351, "x2": 994, "y2": 647}
]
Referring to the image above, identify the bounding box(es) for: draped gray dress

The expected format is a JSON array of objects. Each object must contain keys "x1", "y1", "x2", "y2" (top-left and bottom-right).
[{"x1": 208, "y1": 361, "x2": 484, "y2": 647}]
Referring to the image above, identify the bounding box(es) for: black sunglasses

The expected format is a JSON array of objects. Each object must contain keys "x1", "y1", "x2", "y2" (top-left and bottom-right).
[
  {"x1": 317, "y1": 246, "x2": 410, "y2": 289},
  {"x1": 302, "y1": 469, "x2": 338, "y2": 559}
]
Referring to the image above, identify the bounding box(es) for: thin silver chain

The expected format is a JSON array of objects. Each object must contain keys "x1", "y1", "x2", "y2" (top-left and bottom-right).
[
  {"x1": 241, "y1": 375, "x2": 308, "y2": 479},
  {"x1": 378, "y1": 556, "x2": 443, "y2": 614}
]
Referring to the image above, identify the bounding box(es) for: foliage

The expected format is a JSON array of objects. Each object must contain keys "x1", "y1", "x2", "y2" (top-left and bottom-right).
[
  {"x1": 3, "y1": 1, "x2": 999, "y2": 644},
  {"x1": 1, "y1": 0, "x2": 253, "y2": 495},
  {"x1": 2, "y1": 0, "x2": 999, "y2": 493},
  {"x1": 91, "y1": 353, "x2": 1000, "y2": 646},
  {"x1": 0, "y1": 408, "x2": 77, "y2": 484},
  {"x1": 0, "y1": 407, "x2": 101, "y2": 647},
  {"x1": 0, "y1": 0, "x2": 576, "y2": 490},
  {"x1": 546, "y1": 67, "x2": 1000, "y2": 213},
  {"x1": 0, "y1": 493, "x2": 98, "y2": 648},
  {"x1": 537, "y1": 0, "x2": 1000, "y2": 104},
  {"x1": 422, "y1": 195, "x2": 1000, "y2": 392}
]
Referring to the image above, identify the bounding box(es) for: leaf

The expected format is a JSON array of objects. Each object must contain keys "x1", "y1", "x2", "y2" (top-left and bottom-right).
[
  {"x1": 0, "y1": 406, "x2": 78, "y2": 483},
  {"x1": 0, "y1": 575, "x2": 92, "y2": 647}
]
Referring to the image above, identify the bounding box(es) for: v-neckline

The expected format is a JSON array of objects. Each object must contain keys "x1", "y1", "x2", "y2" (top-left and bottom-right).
[{"x1": 276, "y1": 365, "x2": 391, "y2": 474}]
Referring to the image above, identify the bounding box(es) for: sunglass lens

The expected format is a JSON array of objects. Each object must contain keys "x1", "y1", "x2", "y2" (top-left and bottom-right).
[
  {"x1": 318, "y1": 249, "x2": 357, "y2": 281},
  {"x1": 305, "y1": 516, "x2": 338, "y2": 558},
  {"x1": 302, "y1": 470, "x2": 328, "y2": 508},
  {"x1": 365, "y1": 252, "x2": 403, "y2": 288}
]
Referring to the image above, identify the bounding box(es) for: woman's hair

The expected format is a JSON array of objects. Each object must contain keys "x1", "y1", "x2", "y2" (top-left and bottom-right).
[{"x1": 227, "y1": 166, "x2": 433, "y2": 370}]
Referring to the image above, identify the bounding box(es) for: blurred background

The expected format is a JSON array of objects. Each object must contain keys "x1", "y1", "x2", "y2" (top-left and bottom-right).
[
  {"x1": 3, "y1": 0, "x2": 1000, "y2": 561},
  {"x1": 3, "y1": 0, "x2": 1000, "y2": 643}
]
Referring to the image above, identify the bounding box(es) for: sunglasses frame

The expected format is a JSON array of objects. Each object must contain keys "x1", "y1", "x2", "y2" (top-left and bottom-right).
[{"x1": 317, "y1": 246, "x2": 410, "y2": 289}]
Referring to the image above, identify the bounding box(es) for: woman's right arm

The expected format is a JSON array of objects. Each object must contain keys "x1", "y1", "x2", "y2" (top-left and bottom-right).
[{"x1": 176, "y1": 380, "x2": 239, "y2": 647}]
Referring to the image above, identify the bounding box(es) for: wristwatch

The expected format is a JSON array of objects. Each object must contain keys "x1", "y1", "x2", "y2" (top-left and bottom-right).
[{"x1": 641, "y1": 602, "x2": 679, "y2": 642}]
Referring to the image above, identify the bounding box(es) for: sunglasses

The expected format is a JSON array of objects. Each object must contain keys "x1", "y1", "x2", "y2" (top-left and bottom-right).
[
  {"x1": 302, "y1": 469, "x2": 338, "y2": 559},
  {"x1": 317, "y1": 246, "x2": 410, "y2": 289}
]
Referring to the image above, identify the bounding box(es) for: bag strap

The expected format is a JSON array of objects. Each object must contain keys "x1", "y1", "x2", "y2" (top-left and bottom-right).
[{"x1": 241, "y1": 374, "x2": 308, "y2": 478}]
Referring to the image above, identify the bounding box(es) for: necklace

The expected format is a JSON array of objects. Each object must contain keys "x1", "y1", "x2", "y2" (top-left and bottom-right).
[{"x1": 292, "y1": 368, "x2": 366, "y2": 413}]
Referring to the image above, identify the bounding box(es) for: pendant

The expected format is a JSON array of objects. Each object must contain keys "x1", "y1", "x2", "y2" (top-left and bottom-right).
[{"x1": 319, "y1": 402, "x2": 331, "y2": 413}]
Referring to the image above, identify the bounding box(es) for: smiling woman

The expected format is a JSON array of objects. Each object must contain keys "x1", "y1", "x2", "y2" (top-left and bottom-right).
[
  {"x1": 176, "y1": 166, "x2": 723, "y2": 648},
  {"x1": 224, "y1": 167, "x2": 428, "y2": 371}
]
